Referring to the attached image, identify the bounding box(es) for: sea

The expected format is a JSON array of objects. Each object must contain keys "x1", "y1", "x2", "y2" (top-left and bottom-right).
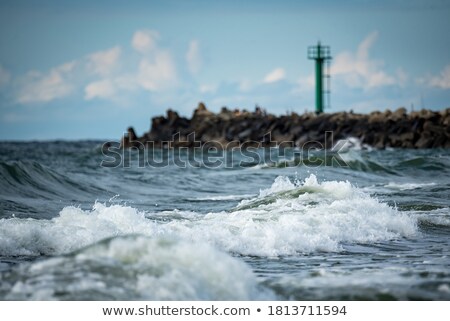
[{"x1": 0, "y1": 139, "x2": 449, "y2": 300}]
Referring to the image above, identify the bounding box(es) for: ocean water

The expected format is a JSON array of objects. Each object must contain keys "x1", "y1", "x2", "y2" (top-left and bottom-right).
[{"x1": 0, "y1": 141, "x2": 449, "y2": 300}]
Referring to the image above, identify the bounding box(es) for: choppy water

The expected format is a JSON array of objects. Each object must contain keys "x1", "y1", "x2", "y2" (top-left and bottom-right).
[{"x1": 0, "y1": 141, "x2": 449, "y2": 300}]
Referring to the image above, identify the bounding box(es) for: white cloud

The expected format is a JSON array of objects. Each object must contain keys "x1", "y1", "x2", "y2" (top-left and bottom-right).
[
  {"x1": 10, "y1": 28, "x2": 180, "y2": 106},
  {"x1": 16, "y1": 61, "x2": 76, "y2": 104},
  {"x1": 199, "y1": 84, "x2": 217, "y2": 94},
  {"x1": 86, "y1": 46, "x2": 121, "y2": 77},
  {"x1": 137, "y1": 51, "x2": 178, "y2": 91},
  {"x1": 428, "y1": 65, "x2": 450, "y2": 89},
  {"x1": 132, "y1": 30, "x2": 159, "y2": 54},
  {"x1": 84, "y1": 30, "x2": 179, "y2": 101},
  {"x1": 331, "y1": 31, "x2": 398, "y2": 89},
  {"x1": 84, "y1": 79, "x2": 115, "y2": 100},
  {"x1": 131, "y1": 29, "x2": 179, "y2": 92},
  {"x1": 84, "y1": 46, "x2": 126, "y2": 101},
  {"x1": 0, "y1": 64, "x2": 11, "y2": 87},
  {"x1": 263, "y1": 68, "x2": 286, "y2": 84},
  {"x1": 186, "y1": 40, "x2": 202, "y2": 74},
  {"x1": 84, "y1": 74, "x2": 138, "y2": 102}
]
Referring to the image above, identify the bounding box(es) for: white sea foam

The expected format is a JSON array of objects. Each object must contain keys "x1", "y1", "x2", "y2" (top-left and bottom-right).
[
  {"x1": 384, "y1": 182, "x2": 436, "y2": 190},
  {"x1": 258, "y1": 175, "x2": 297, "y2": 197},
  {"x1": 246, "y1": 163, "x2": 265, "y2": 170},
  {"x1": 182, "y1": 174, "x2": 417, "y2": 256},
  {"x1": 188, "y1": 194, "x2": 255, "y2": 201},
  {"x1": 3, "y1": 235, "x2": 273, "y2": 300},
  {"x1": 332, "y1": 137, "x2": 373, "y2": 152},
  {"x1": 0, "y1": 175, "x2": 417, "y2": 257},
  {"x1": 0, "y1": 203, "x2": 158, "y2": 256},
  {"x1": 414, "y1": 208, "x2": 450, "y2": 227}
]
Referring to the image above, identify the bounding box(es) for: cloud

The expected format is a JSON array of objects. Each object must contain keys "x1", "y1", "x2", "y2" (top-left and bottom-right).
[
  {"x1": 84, "y1": 79, "x2": 116, "y2": 100},
  {"x1": 16, "y1": 61, "x2": 76, "y2": 104},
  {"x1": 199, "y1": 84, "x2": 217, "y2": 94},
  {"x1": 0, "y1": 64, "x2": 11, "y2": 88},
  {"x1": 6, "y1": 28, "x2": 180, "y2": 109},
  {"x1": 263, "y1": 68, "x2": 286, "y2": 84},
  {"x1": 331, "y1": 31, "x2": 399, "y2": 89},
  {"x1": 132, "y1": 29, "x2": 178, "y2": 92},
  {"x1": 84, "y1": 74, "x2": 137, "y2": 101},
  {"x1": 86, "y1": 46, "x2": 121, "y2": 77},
  {"x1": 137, "y1": 51, "x2": 178, "y2": 91},
  {"x1": 132, "y1": 30, "x2": 160, "y2": 54},
  {"x1": 428, "y1": 64, "x2": 450, "y2": 89},
  {"x1": 84, "y1": 30, "x2": 179, "y2": 101},
  {"x1": 186, "y1": 40, "x2": 202, "y2": 75},
  {"x1": 84, "y1": 46, "x2": 128, "y2": 101}
]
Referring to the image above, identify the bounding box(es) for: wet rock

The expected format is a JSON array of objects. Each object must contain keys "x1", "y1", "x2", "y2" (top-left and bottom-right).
[
  {"x1": 368, "y1": 111, "x2": 384, "y2": 124},
  {"x1": 415, "y1": 133, "x2": 434, "y2": 149},
  {"x1": 390, "y1": 107, "x2": 407, "y2": 121},
  {"x1": 237, "y1": 128, "x2": 252, "y2": 140},
  {"x1": 167, "y1": 109, "x2": 179, "y2": 124},
  {"x1": 120, "y1": 127, "x2": 140, "y2": 148},
  {"x1": 193, "y1": 102, "x2": 213, "y2": 118}
]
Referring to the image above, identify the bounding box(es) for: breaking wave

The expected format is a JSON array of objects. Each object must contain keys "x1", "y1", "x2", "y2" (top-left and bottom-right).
[
  {"x1": 0, "y1": 174, "x2": 417, "y2": 257},
  {"x1": 0, "y1": 235, "x2": 273, "y2": 300}
]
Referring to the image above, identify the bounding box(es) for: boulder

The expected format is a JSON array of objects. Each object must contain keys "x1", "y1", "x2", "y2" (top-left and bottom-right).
[
  {"x1": 415, "y1": 133, "x2": 433, "y2": 149},
  {"x1": 167, "y1": 109, "x2": 179, "y2": 123},
  {"x1": 120, "y1": 127, "x2": 140, "y2": 148},
  {"x1": 390, "y1": 107, "x2": 407, "y2": 121}
]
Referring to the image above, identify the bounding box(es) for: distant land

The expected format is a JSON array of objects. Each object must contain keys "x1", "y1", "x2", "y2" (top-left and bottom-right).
[{"x1": 120, "y1": 103, "x2": 450, "y2": 149}]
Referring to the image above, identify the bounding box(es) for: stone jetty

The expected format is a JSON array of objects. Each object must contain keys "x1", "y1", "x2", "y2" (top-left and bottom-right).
[{"x1": 121, "y1": 103, "x2": 450, "y2": 149}]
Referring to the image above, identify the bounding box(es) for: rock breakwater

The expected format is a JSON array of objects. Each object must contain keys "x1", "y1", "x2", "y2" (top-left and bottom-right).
[{"x1": 121, "y1": 103, "x2": 450, "y2": 149}]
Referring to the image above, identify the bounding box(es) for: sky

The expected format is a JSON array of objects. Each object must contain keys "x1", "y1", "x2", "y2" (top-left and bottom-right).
[{"x1": 0, "y1": 0, "x2": 449, "y2": 140}]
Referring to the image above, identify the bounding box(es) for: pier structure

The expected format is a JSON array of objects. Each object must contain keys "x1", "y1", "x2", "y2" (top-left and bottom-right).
[{"x1": 308, "y1": 42, "x2": 332, "y2": 114}]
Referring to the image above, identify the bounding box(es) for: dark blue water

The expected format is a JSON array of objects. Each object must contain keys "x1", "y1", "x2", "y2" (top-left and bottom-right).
[{"x1": 0, "y1": 141, "x2": 449, "y2": 300}]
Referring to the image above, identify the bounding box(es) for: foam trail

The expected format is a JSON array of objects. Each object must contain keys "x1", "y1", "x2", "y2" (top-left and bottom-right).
[
  {"x1": 384, "y1": 182, "x2": 436, "y2": 190},
  {"x1": 188, "y1": 194, "x2": 255, "y2": 201}
]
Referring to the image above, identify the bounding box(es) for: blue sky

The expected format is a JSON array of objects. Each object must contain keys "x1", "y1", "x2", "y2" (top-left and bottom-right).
[{"x1": 0, "y1": 0, "x2": 449, "y2": 140}]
